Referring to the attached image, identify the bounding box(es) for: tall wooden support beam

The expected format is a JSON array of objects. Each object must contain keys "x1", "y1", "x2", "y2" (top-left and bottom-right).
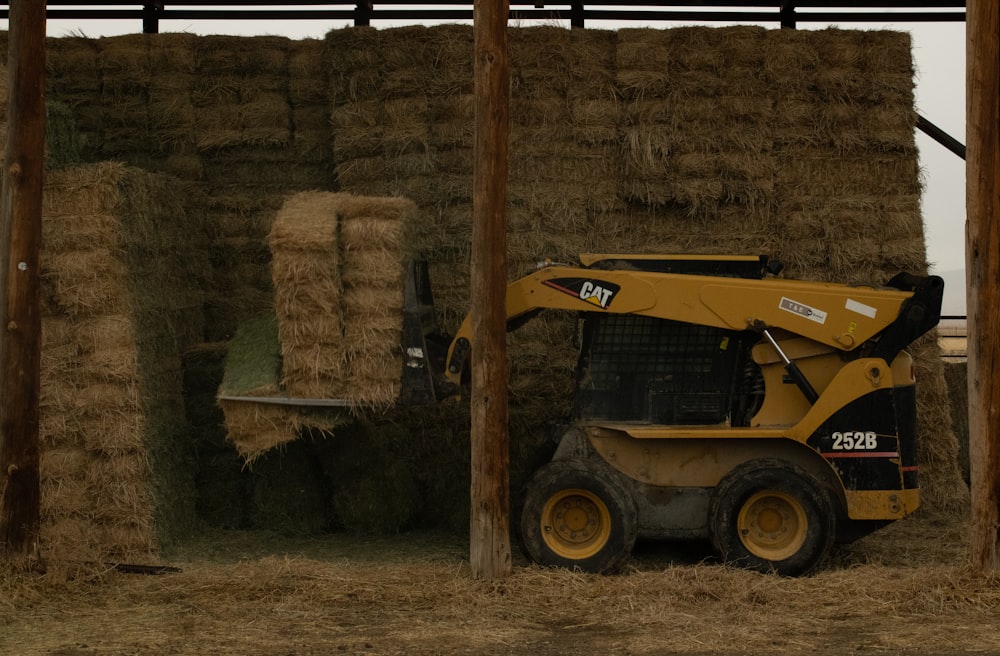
[
  {"x1": 967, "y1": 2, "x2": 1000, "y2": 571},
  {"x1": 0, "y1": 0, "x2": 46, "y2": 566},
  {"x1": 469, "y1": 0, "x2": 512, "y2": 580}
]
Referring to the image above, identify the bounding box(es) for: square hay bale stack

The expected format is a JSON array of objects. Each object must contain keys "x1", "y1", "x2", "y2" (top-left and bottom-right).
[
  {"x1": 269, "y1": 191, "x2": 417, "y2": 404},
  {"x1": 192, "y1": 35, "x2": 291, "y2": 152},
  {"x1": 217, "y1": 192, "x2": 416, "y2": 461},
  {"x1": 145, "y1": 32, "x2": 203, "y2": 179},
  {"x1": 40, "y1": 162, "x2": 209, "y2": 565},
  {"x1": 267, "y1": 192, "x2": 346, "y2": 398},
  {"x1": 29, "y1": 32, "x2": 336, "y2": 346},
  {"x1": 97, "y1": 34, "x2": 152, "y2": 162},
  {"x1": 45, "y1": 35, "x2": 104, "y2": 159},
  {"x1": 324, "y1": 24, "x2": 965, "y2": 514},
  {"x1": 187, "y1": 34, "x2": 336, "y2": 341},
  {"x1": 289, "y1": 38, "x2": 334, "y2": 169},
  {"x1": 616, "y1": 27, "x2": 776, "y2": 217},
  {"x1": 337, "y1": 195, "x2": 415, "y2": 406}
]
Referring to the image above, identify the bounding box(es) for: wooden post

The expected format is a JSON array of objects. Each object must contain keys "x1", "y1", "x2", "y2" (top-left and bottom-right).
[
  {"x1": 0, "y1": 0, "x2": 46, "y2": 567},
  {"x1": 966, "y1": 2, "x2": 1000, "y2": 571},
  {"x1": 469, "y1": 0, "x2": 512, "y2": 579}
]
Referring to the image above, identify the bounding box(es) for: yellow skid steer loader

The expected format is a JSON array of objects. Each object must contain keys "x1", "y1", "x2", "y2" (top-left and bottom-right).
[{"x1": 440, "y1": 254, "x2": 943, "y2": 575}]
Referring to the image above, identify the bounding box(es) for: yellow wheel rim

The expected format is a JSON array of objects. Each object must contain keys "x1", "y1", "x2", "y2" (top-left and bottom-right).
[
  {"x1": 540, "y1": 488, "x2": 612, "y2": 560},
  {"x1": 736, "y1": 490, "x2": 808, "y2": 562}
]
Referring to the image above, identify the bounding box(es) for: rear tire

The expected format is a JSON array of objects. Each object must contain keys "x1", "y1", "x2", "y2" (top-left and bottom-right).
[
  {"x1": 519, "y1": 460, "x2": 637, "y2": 573},
  {"x1": 709, "y1": 459, "x2": 835, "y2": 576}
]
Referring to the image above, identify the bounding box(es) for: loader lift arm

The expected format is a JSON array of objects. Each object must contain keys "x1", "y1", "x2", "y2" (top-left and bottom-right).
[{"x1": 443, "y1": 255, "x2": 943, "y2": 390}]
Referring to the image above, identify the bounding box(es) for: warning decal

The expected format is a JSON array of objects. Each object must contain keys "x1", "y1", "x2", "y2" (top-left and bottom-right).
[{"x1": 779, "y1": 297, "x2": 827, "y2": 324}]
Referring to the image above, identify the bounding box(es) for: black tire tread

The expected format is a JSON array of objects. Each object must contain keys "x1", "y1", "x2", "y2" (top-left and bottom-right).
[
  {"x1": 709, "y1": 458, "x2": 836, "y2": 576},
  {"x1": 519, "y1": 459, "x2": 637, "y2": 574}
]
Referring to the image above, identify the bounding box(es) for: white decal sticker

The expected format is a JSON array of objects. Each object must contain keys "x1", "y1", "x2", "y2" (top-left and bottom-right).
[
  {"x1": 845, "y1": 298, "x2": 877, "y2": 319},
  {"x1": 831, "y1": 431, "x2": 879, "y2": 451},
  {"x1": 579, "y1": 281, "x2": 616, "y2": 309},
  {"x1": 779, "y1": 297, "x2": 827, "y2": 324}
]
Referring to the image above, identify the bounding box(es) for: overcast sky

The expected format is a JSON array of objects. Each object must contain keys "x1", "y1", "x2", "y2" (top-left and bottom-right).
[{"x1": 4, "y1": 13, "x2": 969, "y2": 311}]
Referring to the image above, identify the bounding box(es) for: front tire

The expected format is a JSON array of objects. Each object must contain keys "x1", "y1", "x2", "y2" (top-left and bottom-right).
[
  {"x1": 519, "y1": 460, "x2": 637, "y2": 573},
  {"x1": 709, "y1": 459, "x2": 835, "y2": 576}
]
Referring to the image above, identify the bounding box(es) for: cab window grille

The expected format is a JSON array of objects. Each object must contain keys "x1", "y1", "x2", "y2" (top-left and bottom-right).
[{"x1": 575, "y1": 314, "x2": 747, "y2": 425}]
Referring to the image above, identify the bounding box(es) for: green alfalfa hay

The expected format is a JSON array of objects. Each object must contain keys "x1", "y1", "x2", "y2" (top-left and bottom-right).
[
  {"x1": 219, "y1": 314, "x2": 282, "y2": 398},
  {"x1": 45, "y1": 101, "x2": 84, "y2": 169},
  {"x1": 108, "y1": 167, "x2": 210, "y2": 552},
  {"x1": 0, "y1": 93, "x2": 80, "y2": 165},
  {"x1": 217, "y1": 313, "x2": 351, "y2": 461}
]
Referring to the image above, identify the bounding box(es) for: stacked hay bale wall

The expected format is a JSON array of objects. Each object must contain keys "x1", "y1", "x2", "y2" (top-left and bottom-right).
[
  {"x1": 39, "y1": 162, "x2": 210, "y2": 564},
  {"x1": 190, "y1": 35, "x2": 332, "y2": 340},
  {"x1": 5, "y1": 25, "x2": 963, "y2": 541},
  {"x1": 26, "y1": 33, "x2": 340, "y2": 344},
  {"x1": 324, "y1": 25, "x2": 967, "y2": 514}
]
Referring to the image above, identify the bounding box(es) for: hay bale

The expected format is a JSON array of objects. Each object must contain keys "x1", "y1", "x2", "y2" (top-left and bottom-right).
[
  {"x1": 912, "y1": 338, "x2": 969, "y2": 511},
  {"x1": 267, "y1": 192, "x2": 416, "y2": 405},
  {"x1": 45, "y1": 101, "x2": 84, "y2": 168},
  {"x1": 246, "y1": 441, "x2": 332, "y2": 535},
  {"x1": 217, "y1": 398, "x2": 308, "y2": 463},
  {"x1": 146, "y1": 33, "x2": 201, "y2": 176},
  {"x1": 182, "y1": 342, "x2": 252, "y2": 529},
  {"x1": 39, "y1": 162, "x2": 208, "y2": 563},
  {"x1": 218, "y1": 192, "x2": 418, "y2": 462},
  {"x1": 313, "y1": 423, "x2": 420, "y2": 534},
  {"x1": 45, "y1": 36, "x2": 103, "y2": 158},
  {"x1": 943, "y1": 361, "x2": 969, "y2": 485},
  {"x1": 0, "y1": 50, "x2": 82, "y2": 167},
  {"x1": 268, "y1": 194, "x2": 346, "y2": 397},
  {"x1": 219, "y1": 314, "x2": 283, "y2": 398},
  {"x1": 196, "y1": 451, "x2": 250, "y2": 529},
  {"x1": 289, "y1": 38, "x2": 336, "y2": 170},
  {"x1": 191, "y1": 35, "x2": 291, "y2": 150}
]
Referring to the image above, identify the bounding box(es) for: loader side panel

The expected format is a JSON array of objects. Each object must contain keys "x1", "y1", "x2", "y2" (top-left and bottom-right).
[
  {"x1": 894, "y1": 383, "x2": 919, "y2": 490},
  {"x1": 806, "y1": 387, "x2": 913, "y2": 493}
]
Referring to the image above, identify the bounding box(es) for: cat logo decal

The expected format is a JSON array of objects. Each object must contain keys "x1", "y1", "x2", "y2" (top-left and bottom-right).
[{"x1": 543, "y1": 278, "x2": 621, "y2": 309}]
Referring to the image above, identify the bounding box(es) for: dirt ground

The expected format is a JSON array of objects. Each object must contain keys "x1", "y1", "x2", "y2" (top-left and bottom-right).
[{"x1": 2, "y1": 509, "x2": 999, "y2": 656}]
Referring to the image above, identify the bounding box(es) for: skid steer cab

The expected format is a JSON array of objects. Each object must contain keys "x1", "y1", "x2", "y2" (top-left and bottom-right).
[{"x1": 443, "y1": 254, "x2": 944, "y2": 576}]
